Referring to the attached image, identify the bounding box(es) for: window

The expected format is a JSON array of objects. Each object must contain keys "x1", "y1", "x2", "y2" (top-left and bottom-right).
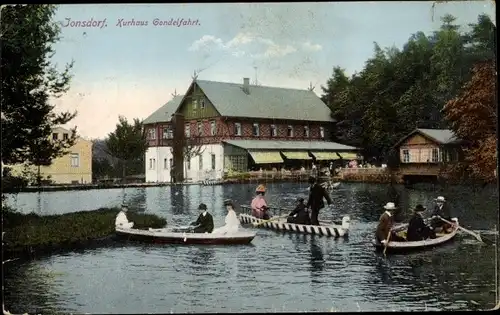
[
  {"x1": 197, "y1": 122, "x2": 203, "y2": 136},
  {"x1": 148, "y1": 128, "x2": 156, "y2": 140},
  {"x1": 210, "y1": 120, "x2": 216, "y2": 136},
  {"x1": 304, "y1": 126, "x2": 309, "y2": 138},
  {"x1": 164, "y1": 158, "x2": 168, "y2": 169},
  {"x1": 163, "y1": 127, "x2": 173, "y2": 139},
  {"x1": 52, "y1": 133, "x2": 58, "y2": 140},
  {"x1": 199, "y1": 155, "x2": 203, "y2": 170},
  {"x1": 402, "y1": 149, "x2": 410, "y2": 163},
  {"x1": 187, "y1": 157, "x2": 191, "y2": 170},
  {"x1": 227, "y1": 156, "x2": 247, "y2": 172},
  {"x1": 319, "y1": 127, "x2": 325, "y2": 138},
  {"x1": 185, "y1": 123, "x2": 191, "y2": 137},
  {"x1": 252, "y1": 123, "x2": 260, "y2": 136},
  {"x1": 63, "y1": 133, "x2": 69, "y2": 140},
  {"x1": 271, "y1": 124, "x2": 277, "y2": 137},
  {"x1": 211, "y1": 154, "x2": 216, "y2": 170},
  {"x1": 234, "y1": 123, "x2": 242, "y2": 136},
  {"x1": 149, "y1": 158, "x2": 156, "y2": 170},
  {"x1": 200, "y1": 100, "x2": 205, "y2": 109},
  {"x1": 431, "y1": 148, "x2": 439, "y2": 162},
  {"x1": 193, "y1": 99, "x2": 198, "y2": 109},
  {"x1": 169, "y1": 158, "x2": 173, "y2": 169},
  {"x1": 70, "y1": 153, "x2": 80, "y2": 167},
  {"x1": 287, "y1": 125, "x2": 294, "y2": 137}
]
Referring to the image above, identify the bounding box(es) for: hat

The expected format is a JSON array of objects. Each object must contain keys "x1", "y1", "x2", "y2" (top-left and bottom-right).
[
  {"x1": 308, "y1": 176, "x2": 316, "y2": 184},
  {"x1": 414, "y1": 204, "x2": 426, "y2": 212},
  {"x1": 256, "y1": 184, "x2": 266, "y2": 193},
  {"x1": 383, "y1": 202, "x2": 397, "y2": 210},
  {"x1": 198, "y1": 203, "x2": 207, "y2": 210},
  {"x1": 435, "y1": 196, "x2": 446, "y2": 202},
  {"x1": 297, "y1": 197, "x2": 304, "y2": 203},
  {"x1": 121, "y1": 204, "x2": 129, "y2": 211},
  {"x1": 223, "y1": 199, "x2": 233, "y2": 207}
]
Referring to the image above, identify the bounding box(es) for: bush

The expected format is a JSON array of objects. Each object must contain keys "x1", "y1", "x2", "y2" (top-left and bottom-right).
[{"x1": 3, "y1": 207, "x2": 167, "y2": 256}]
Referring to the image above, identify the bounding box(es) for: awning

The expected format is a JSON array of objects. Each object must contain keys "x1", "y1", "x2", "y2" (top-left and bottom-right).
[
  {"x1": 281, "y1": 151, "x2": 312, "y2": 160},
  {"x1": 337, "y1": 152, "x2": 359, "y2": 160},
  {"x1": 311, "y1": 152, "x2": 341, "y2": 161},
  {"x1": 248, "y1": 151, "x2": 283, "y2": 164}
]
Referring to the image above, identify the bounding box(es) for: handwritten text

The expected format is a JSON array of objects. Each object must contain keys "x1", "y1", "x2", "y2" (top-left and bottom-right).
[{"x1": 61, "y1": 18, "x2": 107, "y2": 29}]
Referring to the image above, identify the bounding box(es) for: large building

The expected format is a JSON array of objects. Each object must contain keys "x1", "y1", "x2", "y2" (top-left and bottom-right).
[
  {"x1": 143, "y1": 78, "x2": 359, "y2": 183},
  {"x1": 6, "y1": 127, "x2": 93, "y2": 184}
]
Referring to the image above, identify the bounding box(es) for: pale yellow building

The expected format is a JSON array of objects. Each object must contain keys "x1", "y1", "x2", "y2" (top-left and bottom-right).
[{"x1": 6, "y1": 127, "x2": 93, "y2": 184}]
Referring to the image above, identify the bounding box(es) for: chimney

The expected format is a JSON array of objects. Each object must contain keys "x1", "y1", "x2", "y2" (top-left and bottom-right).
[{"x1": 243, "y1": 77, "x2": 250, "y2": 94}]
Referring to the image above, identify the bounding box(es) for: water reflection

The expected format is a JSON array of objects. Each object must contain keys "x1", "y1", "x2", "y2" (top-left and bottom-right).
[
  {"x1": 190, "y1": 247, "x2": 216, "y2": 270},
  {"x1": 309, "y1": 238, "x2": 324, "y2": 274},
  {"x1": 170, "y1": 185, "x2": 186, "y2": 215}
]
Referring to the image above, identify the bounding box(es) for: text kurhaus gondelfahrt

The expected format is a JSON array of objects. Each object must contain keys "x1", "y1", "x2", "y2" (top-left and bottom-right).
[{"x1": 61, "y1": 18, "x2": 200, "y2": 29}]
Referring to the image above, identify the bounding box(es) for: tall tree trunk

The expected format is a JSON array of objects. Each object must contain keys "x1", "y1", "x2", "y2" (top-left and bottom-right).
[
  {"x1": 37, "y1": 164, "x2": 41, "y2": 187},
  {"x1": 122, "y1": 160, "x2": 127, "y2": 184}
]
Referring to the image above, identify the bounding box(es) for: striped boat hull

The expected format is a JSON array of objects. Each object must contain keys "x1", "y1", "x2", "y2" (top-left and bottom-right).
[{"x1": 238, "y1": 214, "x2": 349, "y2": 238}]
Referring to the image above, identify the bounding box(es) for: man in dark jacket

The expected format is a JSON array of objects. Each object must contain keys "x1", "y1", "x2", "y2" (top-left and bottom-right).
[
  {"x1": 190, "y1": 203, "x2": 214, "y2": 233},
  {"x1": 430, "y1": 196, "x2": 453, "y2": 233},
  {"x1": 407, "y1": 204, "x2": 436, "y2": 241},
  {"x1": 375, "y1": 202, "x2": 405, "y2": 244},
  {"x1": 306, "y1": 176, "x2": 333, "y2": 225},
  {"x1": 287, "y1": 197, "x2": 311, "y2": 225}
]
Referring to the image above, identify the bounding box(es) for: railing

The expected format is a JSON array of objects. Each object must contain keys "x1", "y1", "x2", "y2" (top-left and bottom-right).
[{"x1": 339, "y1": 167, "x2": 387, "y2": 175}]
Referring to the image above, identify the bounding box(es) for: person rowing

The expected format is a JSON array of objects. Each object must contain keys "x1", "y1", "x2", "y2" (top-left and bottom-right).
[
  {"x1": 375, "y1": 202, "x2": 405, "y2": 245},
  {"x1": 251, "y1": 184, "x2": 270, "y2": 220},
  {"x1": 286, "y1": 197, "x2": 311, "y2": 225},
  {"x1": 189, "y1": 203, "x2": 214, "y2": 233},
  {"x1": 406, "y1": 204, "x2": 436, "y2": 241},
  {"x1": 430, "y1": 196, "x2": 453, "y2": 233}
]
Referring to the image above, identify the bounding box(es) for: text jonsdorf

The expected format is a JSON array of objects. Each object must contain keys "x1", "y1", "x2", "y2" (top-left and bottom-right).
[{"x1": 61, "y1": 18, "x2": 201, "y2": 28}]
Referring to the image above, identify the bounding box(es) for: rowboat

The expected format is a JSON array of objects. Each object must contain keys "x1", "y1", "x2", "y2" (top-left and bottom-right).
[
  {"x1": 114, "y1": 211, "x2": 256, "y2": 245},
  {"x1": 239, "y1": 205, "x2": 350, "y2": 238},
  {"x1": 373, "y1": 218, "x2": 460, "y2": 254}
]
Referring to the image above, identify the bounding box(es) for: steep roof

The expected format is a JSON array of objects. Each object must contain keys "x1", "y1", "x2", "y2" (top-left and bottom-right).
[
  {"x1": 393, "y1": 128, "x2": 461, "y2": 148},
  {"x1": 195, "y1": 80, "x2": 333, "y2": 122},
  {"x1": 142, "y1": 95, "x2": 184, "y2": 124},
  {"x1": 223, "y1": 139, "x2": 358, "y2": 151}
]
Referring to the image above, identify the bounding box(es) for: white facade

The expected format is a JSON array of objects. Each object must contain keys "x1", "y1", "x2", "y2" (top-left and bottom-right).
[{"x1": 145, "y1": 144, "x2": 225, "y2": 183}]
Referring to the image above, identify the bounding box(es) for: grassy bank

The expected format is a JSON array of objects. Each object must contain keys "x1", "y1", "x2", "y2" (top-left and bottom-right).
[{"x1": 3, "y1": 207, "x2": 167, "y2": 260}]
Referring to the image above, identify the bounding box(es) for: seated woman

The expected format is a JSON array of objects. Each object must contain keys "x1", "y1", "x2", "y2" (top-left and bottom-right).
[
  {"x1": 212, "y1": 200, "x2": 241, "y2": 235},
  {"x1": 251, "y1": 184, "x2": 270, "y2": 219},
  {"x1": 287, "y1": 198, "x2": 311, "y2": 225},
  {"x1": 406, "y1": 204, "x2": 436, "y2": 241}
]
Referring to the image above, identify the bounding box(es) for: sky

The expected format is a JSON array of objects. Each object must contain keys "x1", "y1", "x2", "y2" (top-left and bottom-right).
[{"x1": 49, "y1": 1, "x2": 496, "y2": 139}]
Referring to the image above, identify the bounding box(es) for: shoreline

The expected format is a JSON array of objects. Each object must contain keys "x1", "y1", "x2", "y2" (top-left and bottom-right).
[{"x1": 2, "y1": 208, "x2": 167, "y2": 262}]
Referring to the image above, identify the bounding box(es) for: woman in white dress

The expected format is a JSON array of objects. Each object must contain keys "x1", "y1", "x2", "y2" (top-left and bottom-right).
[{"x1": 212, "y1": 200, "x2": 240, "y2": 235}]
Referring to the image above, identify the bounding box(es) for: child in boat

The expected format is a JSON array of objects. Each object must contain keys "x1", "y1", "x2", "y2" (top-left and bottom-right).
[
  {"x1": 251, "y1": 184, "x2": 270, "y2": 219},
  {"x1": 375, "y1": 202, "x2": 405, "y2": 244},
  {"x1": 190, "y1": 203, "x2": 214, "y2": 233},
  {"x1": 406, "y1": 204, "x2": 436, "y2": 241},
  {"x1": 212, "y1": 199, "x2": 240, "y2": 235},
  {"x1": 287, "y1": 198, "x2": 311, "y2": 225}
]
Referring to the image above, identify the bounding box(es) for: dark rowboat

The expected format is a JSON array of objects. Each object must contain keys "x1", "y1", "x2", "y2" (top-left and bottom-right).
[
  {"x1": 373, "y1": 218, "x2": 460, "y2": 254},
  {"x1": 239, "y1": 205, "x2": 350, "y2": 238},
  {"x1": 114, "y1": 212, "x2": 256, "y2": 245}
]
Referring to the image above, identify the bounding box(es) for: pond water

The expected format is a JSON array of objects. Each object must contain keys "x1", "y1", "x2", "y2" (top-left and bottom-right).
[{"x1": 3, "y1": 182, "x2": 499, "y2": 313}]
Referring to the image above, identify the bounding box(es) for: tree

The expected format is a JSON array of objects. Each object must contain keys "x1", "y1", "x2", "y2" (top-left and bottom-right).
[
  {"x1": 170, "y1": 130, "x2": 206, "y2": 180},
  {"x1": 1, "y1": 5, "x2": 77, "y2": 170},
  {"x1": 105, "y1": 116, "x2": 148, "y2": 182},
  {"x1": 443, "y1": 60, "x2": 497, "y2": 182}
]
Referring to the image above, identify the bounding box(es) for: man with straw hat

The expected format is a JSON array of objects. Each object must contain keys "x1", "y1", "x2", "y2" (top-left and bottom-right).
[
  {"x1": 430, "y1": 196, "x2": 453, "y2": 233},
  {"x1": 375, "y1": 202, "x2": 405, "y2": 244},
  {"x1": 407, "y1": 204, "x2": 436, "y2": 241}
]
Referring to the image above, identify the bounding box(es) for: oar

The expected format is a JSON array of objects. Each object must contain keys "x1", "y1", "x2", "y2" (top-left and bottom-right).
[
  {"x1": 383, "y1": 230, "x2": 392, "y2": 256},
  {"x1": 438, "y1": 216, "x2": 483, "y2": 242},
  {"x1": 252, "y1": 214, "x2": 288, "y2": 227}
]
